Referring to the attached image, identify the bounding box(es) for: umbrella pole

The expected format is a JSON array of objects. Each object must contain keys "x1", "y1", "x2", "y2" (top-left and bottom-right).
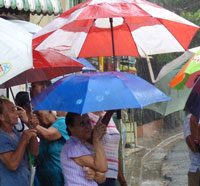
[
  {"x1": 6, "y1": 88, "x2": 9, "y2": 98},
  {"x1": 109, "y1": 18, "x2": 125, "y2": 174},
  {"x1": 9, "y1": 87, "x2": 15, "y2": 103},
  {"x1": 146, "y1": 56, "x2": 156, "y2": 83},
  {"x1": 109, "y1": 18, "x2": 119, "y2": 71}
]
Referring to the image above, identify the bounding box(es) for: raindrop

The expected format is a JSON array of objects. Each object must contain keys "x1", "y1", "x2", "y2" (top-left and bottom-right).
[
  {"x1": 104, "y1": 90, "x2": 110, "y2": 95},
  {"x1": 76, "y1": 99, "x2": 83, "y2": 105},
  {"x1": 96, "y1": 95, "x2": 104, "y2": 102}
]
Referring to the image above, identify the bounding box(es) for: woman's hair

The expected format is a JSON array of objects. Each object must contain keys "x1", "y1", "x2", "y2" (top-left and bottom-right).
[
  {"x1": 65, "y1": 112, "x2": 80, "y2": 136},
  {"x1": 0, "y1": 98, "x2": 10, "y2": 114}
]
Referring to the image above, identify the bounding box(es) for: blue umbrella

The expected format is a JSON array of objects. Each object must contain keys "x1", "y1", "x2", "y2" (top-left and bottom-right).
[
  {"x1": 32, "y1": 72, "x2": 170, "y2": 114},
  {"x1": 76, "y1": 58, "x2": 96, "y2": 71}
]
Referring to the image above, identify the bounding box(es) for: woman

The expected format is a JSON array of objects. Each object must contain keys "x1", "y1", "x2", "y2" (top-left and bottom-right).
[
  {"x1": 60, "y1": 112, "x2": 107, "y2": 186},
  {"x1": 0, "y1": 98, "x2": 38, "y2": 186},
  {"x1": 34, "y1": 110, "x2": 69, "y2": 186}
]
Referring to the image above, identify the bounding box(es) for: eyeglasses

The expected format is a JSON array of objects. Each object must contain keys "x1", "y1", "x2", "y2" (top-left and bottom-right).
[{"x1": 79, "y1": 121, "x2": 91, "y2": 127}]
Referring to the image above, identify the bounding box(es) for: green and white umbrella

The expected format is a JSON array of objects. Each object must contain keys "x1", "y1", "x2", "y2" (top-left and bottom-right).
[
  {"x1": 145, "y1": 49, "x2": 199, "y2": 116},
  {"x1": 170, "y1": 49, "x2": 200, "y2": 89}
]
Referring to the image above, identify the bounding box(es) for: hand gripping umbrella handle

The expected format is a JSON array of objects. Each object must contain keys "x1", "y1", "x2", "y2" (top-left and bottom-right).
[{"x1": 101, "y1": 110, "x2": 115, "y2": 126}]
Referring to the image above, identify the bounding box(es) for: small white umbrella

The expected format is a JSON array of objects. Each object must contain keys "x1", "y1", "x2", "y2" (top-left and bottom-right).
[{"x1": 0, "y1": 18, "x2": 33, "y2": 85}]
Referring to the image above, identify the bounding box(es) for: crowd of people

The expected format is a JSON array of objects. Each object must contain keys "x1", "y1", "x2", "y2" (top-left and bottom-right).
[{"x1": 0, "y1": 81, "x2": 127, "y2": 186}]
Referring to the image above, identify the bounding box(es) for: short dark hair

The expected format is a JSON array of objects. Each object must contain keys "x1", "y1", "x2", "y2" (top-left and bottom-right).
[
  {"x1": 65, "y1": 112, "x2": 80, "y2": 136},
  {"x1": 15, "y1": 91, "x2": 30, "y2": 108}
]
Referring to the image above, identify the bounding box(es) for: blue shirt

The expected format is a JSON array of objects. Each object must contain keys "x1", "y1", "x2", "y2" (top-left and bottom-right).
[
  {"x1": 183, "y1": 114, "x2": 200, "y2": 172},
  {"x1": 0, "y1": 128, "x2": 30, "y2": 186},
  {"x1": 37, "y1": 117, "x2": 69, "y2": 185}
]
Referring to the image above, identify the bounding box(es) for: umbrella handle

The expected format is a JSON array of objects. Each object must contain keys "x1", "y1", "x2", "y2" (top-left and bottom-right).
[
  {"x1": 101, "y1": 110, "x2": 115, "y2": 126},
  {"x1": 14, "y1": 122, "x2": 25, "y2": 132}
]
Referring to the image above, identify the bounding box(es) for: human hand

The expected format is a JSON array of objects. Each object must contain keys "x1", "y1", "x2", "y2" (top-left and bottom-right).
[
  {"x1": 21, "y1": 129, "x2": 37, "y2": 144},
  {"x1": 83, "y1": 167, "x2": 95, "y2": 180},
  {"x1": 28, "y1": 113, "x2": 39, "y2": 129},
  {"x1": 16, "y1": 106, "x2": 28, "y2": 123},
  {"x1": 92, "y1": 119, "x2": 106, "y2": 144},
  {"x1": 186, "y1": 136, "x2": 198, "y2": 152}
]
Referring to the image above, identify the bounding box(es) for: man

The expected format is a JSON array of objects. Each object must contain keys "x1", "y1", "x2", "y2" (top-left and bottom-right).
[
  {"x1": 183, "y1": 114, "x2": 200, "y2": 186},
  {"x1": 30, "y1": 81, "x2": 51, "y2": 99},
  {"x1": 0, "y1": 98, "x2": 38, "y2": 186}
]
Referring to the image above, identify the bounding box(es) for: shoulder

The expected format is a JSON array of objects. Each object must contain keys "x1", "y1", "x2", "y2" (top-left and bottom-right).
[
  {"x1": 52, "y1": 117, "x2": 65, "y2": 127},
  {"x1": 63, "y1": 137, "x2": 93, "y2": 158}
]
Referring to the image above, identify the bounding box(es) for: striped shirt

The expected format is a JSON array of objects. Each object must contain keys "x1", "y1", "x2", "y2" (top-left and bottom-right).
[
  {"x1": 89, "y1": 112, "x2": 120, "y2": 179},
  {"x1": 60, "y1": 136, "x2": 97, "y2": 186}
]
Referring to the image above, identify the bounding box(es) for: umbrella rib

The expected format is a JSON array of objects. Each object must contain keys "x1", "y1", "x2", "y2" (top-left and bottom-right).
[{"x1": 79, "y1": 76, "x2": 91, "y2": 114}]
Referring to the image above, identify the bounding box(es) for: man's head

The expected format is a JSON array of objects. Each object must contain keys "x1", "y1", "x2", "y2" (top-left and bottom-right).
[
  {"x1": 65, "y1": 112, "x2": 92, "y2": 141},
  {"x1": 30, "y1": 81, "x2": 51, "y2": 98},
  {"x1": 15, "y1": 91, "x2": 31, "y2": 113}
]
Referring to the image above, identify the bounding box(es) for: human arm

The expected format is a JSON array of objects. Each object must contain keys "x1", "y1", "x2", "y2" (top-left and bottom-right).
[
  {"x1": 27, "y1": 114, "x2": 39, "y2": 156},
  {"x1": 183, "y1": 114, "x2": 198, "y2": 152},
  {"x1": 0, "y1": 129, "x2": 37, "y2": 171},
  {"x1": 17, "y1": 108, "x2": 39, "y2": 156},
  {"x1": 28, "y1": 114, "x2": 62, "y2": 141},
  {"x1": 186, "y1": 135, "x2": 198, "y2": 152},
  {"x1": 84, "y1": 167, "x2": 106, "y2": 183},
  {"x1": 73, "y1": 122, "x2": 107, "y2": 172},
  {"x1": 36, "y1": 125, "x2": 61, "y2": 141}
]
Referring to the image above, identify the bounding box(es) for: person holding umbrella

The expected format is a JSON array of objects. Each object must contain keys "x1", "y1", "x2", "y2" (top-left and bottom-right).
[
  {"x1": 33, "y1": 110, "x2": 69, "y2": 186},
  {"x1": 0, "y1": 98, "x2": 38, "y2": 186},
  {"x1": 61, "y1": 112, "x2": 107, "y2": 186}
]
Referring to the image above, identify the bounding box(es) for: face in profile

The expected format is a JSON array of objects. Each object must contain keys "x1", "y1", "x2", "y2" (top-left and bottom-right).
[
  {"x1": 0, "y1": 101, "x2": 19, "y2": 127},
  {"x1": 35, "y1": 110, "x2": 56, "y2": 128},
  {"x1": 30, "y1": 82, "x2": 47, "y2": 98},
  {"x1": 69, "y1": 114, "x2": 92, "y2": 141}
]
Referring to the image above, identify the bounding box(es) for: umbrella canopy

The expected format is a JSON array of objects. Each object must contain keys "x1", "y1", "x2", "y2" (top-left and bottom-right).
[
  {"x1": 33, "y1": 0, "x2": 199, "y2": 58},
  {"x1": 0, "y1": 49, "x2": 96, "y2": 88},
  {"x1": 0, "y1": 18, "x2": 32, "y2": 85},
  {"x1": 145, "y1": 48, "x2": 199, "y2": 115},
  {"x1": 32, "y1": 71, "x2": 170, "y2": 114},
  {"x1": 145, "y1": 69, "x2": 191, "y2": 116},
  {"x1": 0, "y1": 18, "x2": 95, "y2": 88},
  {"x1": 170, "y1": 50, "x2": 200, "y2": 89}
]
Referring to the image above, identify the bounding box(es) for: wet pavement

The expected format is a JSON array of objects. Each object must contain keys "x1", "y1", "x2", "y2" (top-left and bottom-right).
[
  {"x1": 162, "y1": 140, "x2": 189, "y2": 186},
  {"x1": 124, "y1": 126, "x2": 188, "y2": 186}
]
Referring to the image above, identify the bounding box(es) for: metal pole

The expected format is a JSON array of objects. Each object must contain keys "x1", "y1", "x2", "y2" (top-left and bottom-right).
[
  {"x1": 109, "y1": 18, "x2": 120, "y2": 71},
  {"x1": 116, "y1": 111, "x2": 126, "y2": 174},
  {"x1": 9, "y1": 87, "x2": 15, "y2": 103},
  {"x1": 146, "y1": 56, "x2": 156, "y2": 83},
  {"x1": 6, "y1": 88, "x2": 9, "y2": 98},
  {"x1": 109, "y1": 17, "x2": 125, "y2": 175}
]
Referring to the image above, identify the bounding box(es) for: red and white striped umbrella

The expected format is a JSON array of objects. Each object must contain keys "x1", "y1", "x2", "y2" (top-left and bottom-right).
[{"x1": 33, "y1": 0, "x2": 199, "y2": 58}]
